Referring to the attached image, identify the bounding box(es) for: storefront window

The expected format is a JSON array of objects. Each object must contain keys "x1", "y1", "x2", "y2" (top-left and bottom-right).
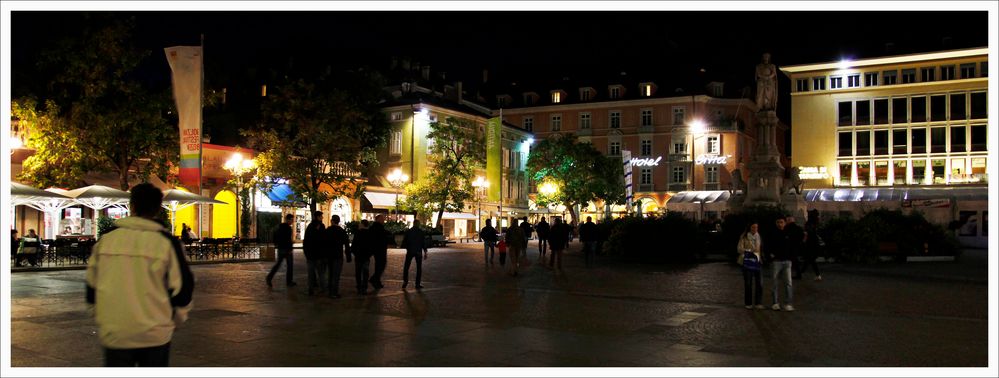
[
  {"x1": 839, "y1": 162, "x2": 852, "y2": 186},
  {"x1": 912, "y1": 159, "x2": 927, "y2": 184},
  {"x1": 931, "y1": 159, "x2": 946, "y2": 184},
  {"x1": 893, "y1": 160, "x2": 907, "y2": 185},
  {"x1": 875, "y1": 161, "x2": 889, "y2": 186},
  {"x1": 857, "y1": 161, "x2": 870, "y2": 186},
  {"x1": 950, "y1": 158, "x2": 967, "y2": 183},
  {"x1": 971, "y1": 158, "x2": 987, "y2": 182}
]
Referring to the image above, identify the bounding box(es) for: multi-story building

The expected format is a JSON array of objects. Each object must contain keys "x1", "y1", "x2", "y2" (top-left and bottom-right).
[
  {"x1": 493, "y1": 76, "x2": 784, "y2": 220},
  {"x1": 781, "y1": 47, "x2": 989, "y2": 246}
]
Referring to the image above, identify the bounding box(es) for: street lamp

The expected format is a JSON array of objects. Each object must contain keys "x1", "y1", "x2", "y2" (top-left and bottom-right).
[
  {"x1": 387, "y1": 168, "x2": 409, "y2": 221},
  {"x1": 223, "y1": 153, "x2": 256, "y2": 238},
  {"x1": 472, "y1": 176, "x2": 489, "y2": 240}
]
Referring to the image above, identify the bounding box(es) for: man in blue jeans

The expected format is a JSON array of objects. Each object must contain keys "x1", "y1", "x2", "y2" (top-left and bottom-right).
[
  {"x1": 267, "y1": 214, "x2": 297, "y2": 288},
  {"x1": 480, "y1": 219, "x2": 498, "y2": 265},
  {"x1": 766, "y1": 218, "x2": 794, "y2": 311}
]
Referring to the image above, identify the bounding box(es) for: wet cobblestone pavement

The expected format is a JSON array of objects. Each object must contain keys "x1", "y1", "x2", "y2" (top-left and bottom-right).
[{"x1": 8, "y1": 241, "x2": 989, "y2": 367}]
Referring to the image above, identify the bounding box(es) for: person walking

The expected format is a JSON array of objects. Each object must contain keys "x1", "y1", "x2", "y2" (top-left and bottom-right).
[
  {"x1": 505, "y1": 221, "x2": 527, "y2": 276},
  {"x1": 535, "y1": 217, "x2": 550, "y2": 262},
  {"x1": 325, "y1": 215, "x2": 351, "y2": 298},
  {"x1": 480, "y1": 219, "x2": 498, "y2": 265},
  {"x1": 368, "y1": 214, "x2": 389, "y2": 290},
  {"x1": 766, "y1": 218, "x2": 794, "y2": 311},
  {"x1": 519, "y1": 217, "x2": 533, "y2": 260},
  {"x1": 738, "y1": 222, "x2": 764, "y2": 309},
  {"x1": 579, "y1": 216, "x2": 597, "y2": 268},
  {"x1": 548, "y1": 218, "x2": 570, "y2": 272},
  {"x1": 352, "y1": 220, "x2": 374, "y2": 295},
  {"x1": 400, "y1": 219, "x2": 429, "y2": 289},
  {"x1": 267, "y1": 214, "x2": 297, "y2": 288},
  {"x1": 785, "y1": 216, "x2": 805, "y2": 280},
  {"x1": 800, "y1": 211, "x2": 823, "y2": 281},
  {"x1": 85, "y1": 183, "x2": 194, "y2": 367},
  {"x1": 303, "y1": 211, "x2": 327, "y2": 295}
]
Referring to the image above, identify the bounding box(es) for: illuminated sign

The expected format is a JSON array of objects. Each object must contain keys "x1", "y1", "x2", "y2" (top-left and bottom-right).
[
  {"x1": 695, "y1": 154, "x2": 729, "y2": 165},
  {"x1": 630, "y1": 156, "x2": 663, "y2": 167},
  {"x1": 798, "y1": 166, "x2": 830, "y2": 179}
]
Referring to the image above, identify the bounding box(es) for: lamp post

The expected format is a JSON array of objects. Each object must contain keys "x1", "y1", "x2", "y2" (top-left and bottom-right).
[
  {"x1": 472, "y1": 176, "x2": 489, "y2": 240},
  {"x1": 387, "y1": 168, "x2": 409, "y2": 222},
  {"x1": 223, "y1": 153, "x2": 256, "y2": 238}
]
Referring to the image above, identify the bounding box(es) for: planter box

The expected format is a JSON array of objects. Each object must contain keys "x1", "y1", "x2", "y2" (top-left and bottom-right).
[{"x1": 906, "y1": 256, "x2": 956, "y2": 262}]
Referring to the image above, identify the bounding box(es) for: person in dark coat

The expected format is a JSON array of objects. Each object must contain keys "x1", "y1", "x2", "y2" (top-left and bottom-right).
[
  {"x1": 267, "y1": 214, "x2": 297, "y2": 288},
  {"x1": 548, "y1": 218, "x2": 571, "y2": 272},
  {"x1": 352, "y1": 220, "x2": 373, "y2": 295},
  {"x1": 535, "y1": 217, "x2": 550, "y2": 262},
  {"x1": 303, "y1": 211, "x2": 326, "y2": 295},
  {"x1": 368, "y1": 215, "x2": 390, "y2": 290},
  {"x1": 799, "y1": 211, "x2": 823, "y2": 281},
  {"x1": 579, "y1": 216, "x2": 598, "y2": 268},
  {"x1": 400, "y1": 219, "x2": 429, "y2": 289},
  {"x1": 325, "y1": 214, "x2": 352, "y2": 298},
  {"x1": 766, "y1": 218, "x2": 795, "y2": 311},
  {"x1": 480, "y1": 219, "x2": 498, "y2": 265},
  {"x1": 785, "y1": 216, "x2": 805, "y2": 280},
  {"x1": 519, "y1": 217, "x2": 533, "y2": 261}
]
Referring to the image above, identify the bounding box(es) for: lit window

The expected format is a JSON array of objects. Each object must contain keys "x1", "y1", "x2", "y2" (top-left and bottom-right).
[
  {"x1": 552, "y1": 92, "x2": 562, "y2": 103},
  {"x1": 390, "y1": 130, "x2": 402, "y2": 155},
  {"x1": 706, "y1": 136, "x2": 720, "y2": 154},
  {"x1": 609, "y1": 141, "x2": 621, "y2": 156},
  {"x1": 610, "y1": 111, "x2": 621, "y2": 129},
  {"x1": 642, "y1": 84, "x2": 653, "y2": 97},
  {"x1": 579, "y1": 113, "x2": 591, "y2": 129},
  {"x1": 673, "y1": 142, "x2": 686, "y2": 155},
  {"x1": 390, "y1": 112, "x2": 403, "y2": 121},
  {"x1": 641, "y1": 109, "x2": 653, "y2": 127},
  {"x1": 550, "y1": 114, "x2": 562, "y2": 131}
]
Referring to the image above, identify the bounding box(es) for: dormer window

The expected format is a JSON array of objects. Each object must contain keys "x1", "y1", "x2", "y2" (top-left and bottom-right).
[
  {"x1": 609, "y1": 85, "x2": 623, "y2": 99},
  {"x1": 523, "y1": 92, "x2": 539, "y2": 106},
  {"x1": 551, "y1": 90, "x2": 565, "y2": 104},
  {"x1": 496, "y1": 94, "x2": 512, "y2": 108},
  {"x1": 579, "y1": 87, "x2": 595, "y2": 102},
  {"x1": 639, "y1": 82, "x2": 656, "y2": 97}
]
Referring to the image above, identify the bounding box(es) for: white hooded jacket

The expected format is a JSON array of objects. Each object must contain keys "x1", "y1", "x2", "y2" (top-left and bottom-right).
[{"x1": 86, "y1": 216, "x2": 194, "y2": 349}]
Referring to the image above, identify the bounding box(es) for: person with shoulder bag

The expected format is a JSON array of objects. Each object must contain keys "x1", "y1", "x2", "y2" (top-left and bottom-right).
[{"x1": 738, "y1": 222, "x2": 764, "y2": 310}]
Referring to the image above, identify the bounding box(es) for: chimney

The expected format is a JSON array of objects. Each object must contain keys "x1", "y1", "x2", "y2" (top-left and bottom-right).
[
  {"x1": 482, "y1": 69, "x2": 489, "y2": 84},
  {"x1": 457, "y1": 81, "x2": 463, "y2": 103},
  {"x1": 422, "y1": 65, "x2": 431, "y2": 81}
]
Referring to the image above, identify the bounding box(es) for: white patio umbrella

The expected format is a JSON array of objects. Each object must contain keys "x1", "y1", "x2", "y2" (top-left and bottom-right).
[
  {"x1": 10, "y1": 183, "x2": 76, "y2": 239},
  {"x1": 63, "y1": 185, "x2": 131, "y2": 236},
  {"x1": 160, "y1": 189, "x2": 227, "y2": 235}
]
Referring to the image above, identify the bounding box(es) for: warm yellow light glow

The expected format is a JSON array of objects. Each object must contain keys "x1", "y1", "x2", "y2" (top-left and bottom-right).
[
  {"x1": 10, "y1": 136, "x2": 23, "y2": 150},
  {"x1": 552, "y1": 92, "x2": 561, "y2": 103},
  {"x1": 211, "y1": 190, "x2": 238, "y2": 238},
  {"x1": 472, "y1": 176, "x2": 489, "y2": 188},
  {"x1": 387, "y1": 168, "x2": 409, "y2": 188},
  {"x1": 539, "y1": 182, "x2": 559, "y2": 196},
  {"x1": 689, "y1": 119, "x2": 707, "y2": 134}
]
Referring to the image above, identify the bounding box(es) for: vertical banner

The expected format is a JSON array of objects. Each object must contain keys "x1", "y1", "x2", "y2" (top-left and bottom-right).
[
  {"x1": 622, "y1": 150, "x2": 633, "y2": 211},
  {"x1": 486, "y1": 117, "x2": 502, "y2": 202},
  {"x1": 164, "y1": 46, "x2": 203, "y2": 189}
]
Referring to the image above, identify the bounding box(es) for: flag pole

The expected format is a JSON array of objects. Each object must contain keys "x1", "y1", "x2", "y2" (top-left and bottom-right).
[{"x1": 199, "y1": 33, "x2": 205, "y2": 239}]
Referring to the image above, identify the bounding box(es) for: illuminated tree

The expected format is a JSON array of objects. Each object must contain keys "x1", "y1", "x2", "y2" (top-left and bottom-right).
[{"x1": 526, "y1": 136, "x2": 624, "y2": 224}]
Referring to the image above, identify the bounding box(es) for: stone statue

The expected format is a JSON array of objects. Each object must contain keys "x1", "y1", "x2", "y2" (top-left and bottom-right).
[
  {"x1": 783, "y1": 167, "x2": 803, "y2": 195},
  {"x1": 755, "y1": 53, "x2": 778, "y2": 111}
]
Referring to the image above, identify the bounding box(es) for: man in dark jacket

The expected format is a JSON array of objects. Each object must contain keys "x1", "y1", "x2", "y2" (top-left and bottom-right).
[
  {"x1": 352, "y1": 220, "x2": 373, "y2": 295},
  {"x1": 766, "y1": 218, "x2": 795, "y2": 311},
  {"x1": 480, "y1": 219, "x2": 498, "y2": 265},
  {"x1": 368, "y1": 214, "x2": 390, "y2": 290},
  {"x1": 325, "y1": 214, "x2": 351, "y2": 298},
  {"x1": 579, "y1": 216, "x2": 598, "y2": 268},
  {"x1": 303, "y1": 211, "x2": 326, "y2": 295},
  {"x1": 400, "y1": 219, "x2": 429, "y2": 289},
  {"x1": 784, "y1": 216, "x2": 805, "y2": 280},
  {"x1": 267, "y1": 214, "x2": 297, "y2": 288},
  {"x1": 548, "y1": 218, "x2": 571, "y2": 272},
  {"x1": 535, "y1": 217, "x2": 550, "y2": 262}
]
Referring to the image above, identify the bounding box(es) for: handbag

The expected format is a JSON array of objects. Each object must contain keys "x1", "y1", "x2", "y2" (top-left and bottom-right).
[{"x1": 742, "y1": 251, "x2": 761, "y2": 271}]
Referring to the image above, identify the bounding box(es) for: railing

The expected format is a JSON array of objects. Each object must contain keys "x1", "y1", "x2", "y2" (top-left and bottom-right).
[{"x1": 11, "y1": 237, "x2": 266, "y2": 270}]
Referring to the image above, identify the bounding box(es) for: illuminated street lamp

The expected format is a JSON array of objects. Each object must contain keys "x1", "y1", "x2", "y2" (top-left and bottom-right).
[
  {"x1": 471, "y1": 176, "x2": 489, "y2": 240},
  {"x1": 223, "y1": 153, "x2": 256, "y2": 238},
  {"x1": 539, "y1": 181, "x2": 559, "y2": 196},
  {"x1": 387, "y1": 168, "x2": 409, "y2": 221}
]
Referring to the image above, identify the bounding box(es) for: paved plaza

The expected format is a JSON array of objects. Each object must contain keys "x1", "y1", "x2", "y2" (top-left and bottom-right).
[{"x1": 8, "y1": 241, "x2": 989, "y2": 367}]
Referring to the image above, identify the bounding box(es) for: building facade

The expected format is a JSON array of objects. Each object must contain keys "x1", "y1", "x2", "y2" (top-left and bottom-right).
[{"x1": 781, "y1": 47, "x2": 989, "y2": 246}]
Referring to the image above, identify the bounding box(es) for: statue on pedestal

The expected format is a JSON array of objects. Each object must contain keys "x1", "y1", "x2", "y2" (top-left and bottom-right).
[{"x1": 756, "y1": 53, "x2": 778, "y2": 112}]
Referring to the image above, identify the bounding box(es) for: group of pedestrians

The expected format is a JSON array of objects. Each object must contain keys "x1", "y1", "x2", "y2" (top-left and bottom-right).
[
  {"x1": 267, "y1": 213, "x2": 429, "y2": 296},
  {"x1": 737, "y1": 211, "x2": 824, "y2": 312},
  {"x1": 479, "y1": 216, "x2": 576, "y2": 275}
]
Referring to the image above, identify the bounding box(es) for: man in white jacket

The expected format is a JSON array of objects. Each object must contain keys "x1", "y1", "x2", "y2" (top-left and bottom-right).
[{"x1": 86, "y1": 183, "x2": 194, "y2": 367}]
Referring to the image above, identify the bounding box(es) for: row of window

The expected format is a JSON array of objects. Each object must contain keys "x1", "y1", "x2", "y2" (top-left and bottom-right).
[
  {"x1": 608, "y1": 135, "x2": 722, "y2": 157},
  {"x1": 836, "y1": 157, "x2": 988, "y2": 186},
  {"x1": 837, "y1": 125, "x2": 987, "y2": 157},
  {"x1": 796, "y1": 61, "x2": 987, "y2": 92},
  {"x1": 837, "y1": 91, "x2": 987, "y2": 126},
  {"x1": 523, "y1": 107, "x2": 700, "y2": 132},
  {"x1": 636, "y1": 165, "x2": 721, "y2": 186}
]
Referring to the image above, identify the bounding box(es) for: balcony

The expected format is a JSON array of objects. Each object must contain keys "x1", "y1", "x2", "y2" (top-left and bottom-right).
[{"x1": 668, "y1": 153, "x2": 691, "y2": 162}]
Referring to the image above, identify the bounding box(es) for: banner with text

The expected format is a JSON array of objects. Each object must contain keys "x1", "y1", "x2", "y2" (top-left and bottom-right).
[
  {"x1": 165, "y1": 46, "x2": 203, "y2": 189},
  {"x1": 486, "y1": 117, "x2": 502, "y2": 202},
  {"x1": 622, "y1": 150, "x2": 633, "y2": 210}
]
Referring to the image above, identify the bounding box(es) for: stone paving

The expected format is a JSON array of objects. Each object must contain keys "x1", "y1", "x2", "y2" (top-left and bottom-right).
[{"x1": 7, "y1": 241, "x2": 990, "y2": 367}]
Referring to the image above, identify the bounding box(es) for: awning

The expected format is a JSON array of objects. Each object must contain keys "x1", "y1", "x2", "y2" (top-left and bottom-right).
[
  {"x1": 666, "y1": 190, "x2": 733, "y2": 204},
  {"x1": 265, "y1": 184, "x2": 306, "y2": 206},
  {"x1": 802, "y1": 187, "x2": 988, "y2": 202},
  {"x1": 442, "y1": 212, "x2": 478, "y2": 220},
  {"x1": 363, "y1": 192, "x2": 406, "y2": 209}
]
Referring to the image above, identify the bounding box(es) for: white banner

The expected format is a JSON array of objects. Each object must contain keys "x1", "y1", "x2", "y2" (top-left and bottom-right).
[
  {"x1": 164, "y1": 46, "x2": 203, "y2": 188},
  {"x1": 622, "y1": 150, "x2": 632, "y2": 210}
]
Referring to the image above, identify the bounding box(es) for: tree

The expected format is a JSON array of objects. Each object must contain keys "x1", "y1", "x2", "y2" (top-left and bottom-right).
[
  {"x1": 526, "y1": 135, "x2": 625, "y2": 225},
  {"x1": 245, "y1": 69, "x2": 391, "y2": 213},
  {"x1": 16, "y1": 17, "x2": 177, "y2": 190},
  {"x1": 400, "y1": 117, "x2": 485, "y2": 228}
]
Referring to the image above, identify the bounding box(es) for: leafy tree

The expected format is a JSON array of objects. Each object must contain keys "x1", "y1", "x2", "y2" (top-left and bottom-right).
[
  {"x1": 245, "y1": 69, "x2": 391, "y2": 213},
  {"x1": 526, "y1": 135, "x2": 625, "y2": 225},
  {"x1": 16, "y1": 17, "x2": 177, "y2": 190},
  {"x1": 400, "y1": 117, "x2": 485, "y2": 228}
]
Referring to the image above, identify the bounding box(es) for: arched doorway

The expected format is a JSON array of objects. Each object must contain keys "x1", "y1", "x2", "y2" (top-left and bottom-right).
[
  {"x1": 172, "y1": 187, "x2": 198, "y2": 237},
  {"x1": 328, "y1": 197, "x2": 352, "y2": 223},
  {"x1": 212, "y1": 190, "x2": 238, "y2": 238}
]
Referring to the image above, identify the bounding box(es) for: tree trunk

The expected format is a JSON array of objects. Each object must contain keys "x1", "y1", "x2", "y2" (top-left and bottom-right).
[{"x1": 119, "y1": 172, "x2": 130, "y2": 191}]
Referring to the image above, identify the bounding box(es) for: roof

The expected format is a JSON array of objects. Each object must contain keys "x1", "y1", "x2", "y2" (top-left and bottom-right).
[{"x1": 780, "y1": 47, "x2": 988, "y2": 74}]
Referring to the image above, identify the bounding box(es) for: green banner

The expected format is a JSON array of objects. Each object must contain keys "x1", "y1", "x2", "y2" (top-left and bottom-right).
[{"x1": 486, "y1": 117, "x2": 502, "y2": 202}]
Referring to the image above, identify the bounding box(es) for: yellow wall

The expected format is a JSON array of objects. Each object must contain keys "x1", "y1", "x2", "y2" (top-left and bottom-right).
[
  {"x1": 212, "y1": 190, "x2": 237, "y2": 238},
  {"x1": 171, "y1": 187, "x2": 198, "y2": 236}
]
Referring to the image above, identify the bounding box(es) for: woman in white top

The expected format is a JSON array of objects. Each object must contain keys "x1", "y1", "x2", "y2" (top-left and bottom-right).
[{"x1": 737, "y1": 222, "x2": 764, "y2": 309}]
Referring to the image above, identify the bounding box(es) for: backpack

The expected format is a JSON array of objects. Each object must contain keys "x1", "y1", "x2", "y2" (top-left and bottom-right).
[{"x1": 742, "y1": 252, "x2": 761, "y2": 271}]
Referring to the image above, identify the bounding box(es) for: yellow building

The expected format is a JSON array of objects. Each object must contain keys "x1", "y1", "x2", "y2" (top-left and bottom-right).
[{"x1": 781, "y1": 48, "x2": 989, "y2": 246}]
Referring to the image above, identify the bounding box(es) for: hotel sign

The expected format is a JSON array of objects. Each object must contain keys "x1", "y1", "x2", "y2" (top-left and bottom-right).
[
  {"x1": 798, "y1": 166, "x2": 830, "y2": 180},
  {"x1": 695, "y1": 154, "x2": 729, "y2": 165},
  {"x1": 630, "y1": 156, "x2": 663, "y2": 167}
]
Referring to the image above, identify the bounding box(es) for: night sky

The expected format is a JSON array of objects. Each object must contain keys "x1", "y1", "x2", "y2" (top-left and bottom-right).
[{"x1": 10, "y1": 10, "x2": 989, "y2": 134}]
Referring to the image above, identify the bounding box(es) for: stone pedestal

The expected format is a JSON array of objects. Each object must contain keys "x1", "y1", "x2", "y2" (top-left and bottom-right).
[{"x1": 743, "y1": 110, "x2": 784, "y2": 206}]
